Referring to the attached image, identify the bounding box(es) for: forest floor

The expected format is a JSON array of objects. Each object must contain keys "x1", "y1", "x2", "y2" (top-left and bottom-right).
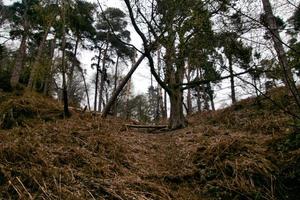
[{"x1": 0, "y1": 89, "x2": 300, "y2": 199}]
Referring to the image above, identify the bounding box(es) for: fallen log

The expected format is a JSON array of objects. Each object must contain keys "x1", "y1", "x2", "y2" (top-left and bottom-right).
[{"x1": 125, "y1": 124, "x2": 168, "y2": 129}]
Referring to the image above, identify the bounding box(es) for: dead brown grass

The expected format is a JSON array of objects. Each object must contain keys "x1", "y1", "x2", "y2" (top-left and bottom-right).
[
  {"x1": 189, "y1": 87, "x2": 294, "y2": 135},
  {"x1": 0, "y1": 89, "x2": 299, "y2": 199},
  {"x1": 192, "y1": 132, "x2": 278, "y2": 199},
  {"x1": 0, "y1": 92, "x2": 62, "y2": 129}
]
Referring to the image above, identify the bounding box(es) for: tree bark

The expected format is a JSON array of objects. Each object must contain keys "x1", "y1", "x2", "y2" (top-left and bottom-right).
[
  {"x1": 102, "y1": 54, "x2": 146, "y2": 117},
  {"x1": 262, "y1": 0, "x2": 300, "y2": 108},
  {"x1": 125, "y1": 78, "x2": 131, "y2": 119},
  {"x1": 10, "y1": 33, "x2": 27, "y2": 88},
  {"x1": 196, "y1": 68, "x2": 202, "y2": 112},
  {"x1": 124, "y1": 0, "x2": 187, "y2": 129},
  {"x1": 163, "y1": 90, "x2": 167, "y2": 118},
  {"x1": 61, "y1": 0, "x2": 70, "y2": 117},
  {"x1": 67, "y1": 37, "x2": 80, "y2": 100},
  {"x1": 10, "y1": 1, "x2": 29, "y2": 89},
  {"x1": 113, "y1": 55, "x2": 119, "y2": 115},
  {"x1": 208, "y1": 83, "x2": 215, "y2": 111},
  {"x1": 186, "y1": 64, "x2": 192, "y2": 114},
  {"x1": 79, "y1": 66, "x2": 91, "y2": 111},
  {"x1": 27, "y1": 22, "x2": 52, "y2": 90},
  {"x1": 94, "y1": 48, "x2": 102, "y2": 111},
  {"x1": 98, "y1": 44, "x2": 108, "y2": 112},
  {"x1": 228, "y1": 55, "x2": 236, "y2": 104},
  {"x1": 43, "y1": 38, "x2": 56, "y2": 96},
  {"x1": 157, "y1": 48, "x2": 164, "y2": 120},
  {"x1": 168, "y1": 88, "x2": 187, "y2": 129}
]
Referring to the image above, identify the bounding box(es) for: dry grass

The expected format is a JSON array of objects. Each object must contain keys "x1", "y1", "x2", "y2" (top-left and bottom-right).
[
  {"x1": 192, "y1": 132, "x2": 278, "y2": 199},
  {"x1": 0, "y1": 92, "x2": 62, "y2": 129},
  {"x1": 0, "y1": 89, "x2": 299, "y2": 199},
  {"x1": 189, "y1": 87, "x2": 294, "y2": 135}
]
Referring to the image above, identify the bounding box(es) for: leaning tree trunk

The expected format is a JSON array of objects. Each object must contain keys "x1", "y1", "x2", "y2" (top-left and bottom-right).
[
  {"x1": 102, "y1": 54, "x2": 146, "y2": 117},
  {"x1": 168, "y1": 87, "x2": 187, "y2": 129},
  {"x1": 262, "y1": 0, "x2": 300, "y2": 108}
]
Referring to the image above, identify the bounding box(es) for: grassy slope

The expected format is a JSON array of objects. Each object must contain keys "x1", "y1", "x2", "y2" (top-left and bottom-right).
[{"x1": 0, "y1": 89, "x2": 299, "y2": 199}]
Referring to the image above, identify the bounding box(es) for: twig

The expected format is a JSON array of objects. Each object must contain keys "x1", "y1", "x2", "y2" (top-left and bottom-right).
[
  {"x1": 33, "y1": 177, "x2": 50, "y2": 198},
  {"x1": 87, "y1": 190, "x2": 96, "y2": 200},
  {"x1": 9, "y1": 180, "x2": 22, "y2": 198},
  {"x1": 16, "y1": 177, "x2": 33, "y2": 200}
]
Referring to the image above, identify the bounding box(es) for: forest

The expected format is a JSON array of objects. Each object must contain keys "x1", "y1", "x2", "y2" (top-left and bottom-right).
[{"x1": 0, "y1": 0, "x2": 300, "y2": 199}]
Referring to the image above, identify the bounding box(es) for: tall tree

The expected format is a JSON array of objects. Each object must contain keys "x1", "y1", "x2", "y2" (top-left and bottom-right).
[
  {"x1": 60, "y1": 0, "x2": 70, "y2": 117},
  {"x1": 67, "y1": 0, "x2": 96, "y2": 102},
  {"x1": 121, "y1": 0, "x2": 225, "y2": 129},
  {"x1": 261, "y1": 0, "x2": 300, "y2": 109},
  {"x1": 217, "y1": 32, "x2": 252, "y2": 104},
  {"x1": 8, "y1": 0, "x2": 39, "y2": 88},
  {"x1": 93, "y1": 7, "x2": 134, "y2": 112},
  {"x1": 27, "y1": 2, "x2": 58, "y2": 90}
]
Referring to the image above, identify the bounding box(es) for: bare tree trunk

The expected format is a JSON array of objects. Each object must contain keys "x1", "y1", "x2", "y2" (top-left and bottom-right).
[
  {"x1": 43, "y1": 39, "x2": 56, "y2": 96},
  {"x1": 159, "y1": 88, "x2": 165, "y2": 119},
  {"x1": 113, "y1": 55, "x2": 119, "y2": 115},
  {"x1": 229, "y1": 55, "x2": 236, "y2": 104},
  {"x1": 187, "y1": 89, "x2": 192, "y2": 113},
  {"x1": 125, "y1": 78, "x2": 131, "y2": 119},
  {"x1": 208, "y1": 83, "x2": 215, "y2": 111},
  {"x1": 155, "y1": 89, "x2": 160, "y2": 123},
  {"x1": 262, "y1": 0, "x2": 300, "y2": 108},
  {"x1": 94, "y1": 48, "x2": 102, "y2": 111},
  {"x1": 67, "y1": 37, "x2": 80, "y2": 100},
  {"x1": 186, "y1": 64, "x2": 192, "y2": 114},
  {"x1": 28, "y1": 22, "x2": 52, "y2": 90},
  {"x1": 163, "y1": 90, "x2": 167, "y2": 118},
  {"x1": 102, "y1": 54, "x2": 146, "y2": 117},
  {"x1": 196, "y1": 68, "x2": 202, "y2": 112},
  {"x1": 169, "y1": 88, "x2": 187, "y2": 129},
  {"x1": 61, "y1": 0, "x2": 70, "y2": 117},
  {"x1": 154, "y1": 49, "x2": 162, "y2": 122},
  {"x1": 79, "y1": 66, "x2": 91, "y2": 111},
  {"x1": 98, "y1": 44, "x2": 108, "y2": 112},
  {"x1": 10, "y1": 0, "x2": 29, "y2": 89},
  {"x1": 105, "y1": 86, "x2": 109, "y2": 108},
  {"x1": 10, "y1": 34, "x2": 27, "y2": 88},
  {"x1": 203, "y1": 93, "x2": 210, "y2": 111}
]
